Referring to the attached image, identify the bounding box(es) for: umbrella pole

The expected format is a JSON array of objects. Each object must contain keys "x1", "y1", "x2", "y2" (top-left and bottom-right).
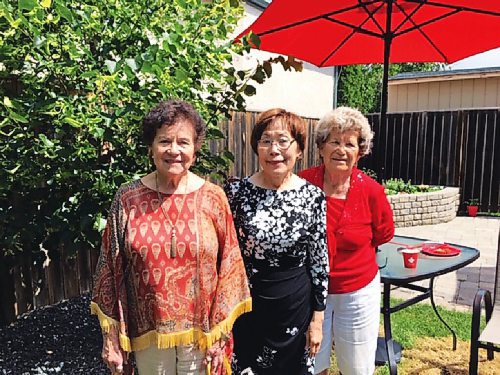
[
  {"x1": 379, "y1": 52, "x2": 389, "y2": 182},
  {"x1": 381, "y1": 59, "x2": 389, "y2": 132},
  {"x1": 378, "y1": 0, "x2": 394, "y2": 183}
]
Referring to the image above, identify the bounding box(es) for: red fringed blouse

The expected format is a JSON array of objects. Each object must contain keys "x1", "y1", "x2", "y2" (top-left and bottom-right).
[{"x1": 91, "y1": 179, "x2": 251, "y2": 354}]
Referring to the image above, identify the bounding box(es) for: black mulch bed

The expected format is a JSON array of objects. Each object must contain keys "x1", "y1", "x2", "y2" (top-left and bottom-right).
[{"x1": 0, "y1": 294, "x2": 109, "y2": 374}]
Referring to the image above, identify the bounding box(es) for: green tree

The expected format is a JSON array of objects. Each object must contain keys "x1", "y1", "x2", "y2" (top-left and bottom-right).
[
  {"x1": 337, "y1": 63, "x2": 441, "y2": 114},
  {"x1": 0, "y1": 0, "x2": 284, "y2": 262}
]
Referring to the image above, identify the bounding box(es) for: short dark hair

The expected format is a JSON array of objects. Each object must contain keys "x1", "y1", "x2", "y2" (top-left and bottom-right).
[
  {"x1": 143, "y1": 100, "x2": 206, "y2": 150},
  {"x1": 250, "y1": 108, "x2": 307, "y2": 154}
]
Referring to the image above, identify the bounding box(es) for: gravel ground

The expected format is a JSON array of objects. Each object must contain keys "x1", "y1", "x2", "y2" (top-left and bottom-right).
[{"x1": 0, "y1": 294, "x2": 109, "y2": 374}]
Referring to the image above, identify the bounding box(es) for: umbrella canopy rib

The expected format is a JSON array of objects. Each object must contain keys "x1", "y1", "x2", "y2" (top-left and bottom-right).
[
  {"x1": 320, "y1": 11, "x2": 384, "y2": 67},
  {"x1": 319, "y1": 27, "x2": 360, "y2": 67},
  {"x1": 393, "y1": 10, "x2": 460, "y2": 37},
  {"x1": 323, "y1": 17, "x2": 384, "y2": 39},
  {"x1": 391, "y1": 1, "x2": 426, "y2": 35},
  {"x1": 359, "y1": 2, "x2": 387, "y2": 34},
  {"x1": 394, "y1": 10, "x2": 460, "y2": 62},
  {"x1": 258, "y1": 15, "x2": 324, "y2": 38},
  {"x1": 420, "y1": 1, "x2": 500, "y2": 17},
  {"x1": 258, "y1": 5, "x2": 365, "y2": 38}
]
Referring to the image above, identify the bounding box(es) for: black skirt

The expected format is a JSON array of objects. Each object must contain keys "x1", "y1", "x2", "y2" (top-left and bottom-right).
[{"x1": 232, "y1": 265, "x2": 314, "y2": 375}]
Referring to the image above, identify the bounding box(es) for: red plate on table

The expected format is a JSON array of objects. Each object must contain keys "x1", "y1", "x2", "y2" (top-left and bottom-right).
[{"x1": 421, "y1": 243, "x2": 461, "y2": 257}]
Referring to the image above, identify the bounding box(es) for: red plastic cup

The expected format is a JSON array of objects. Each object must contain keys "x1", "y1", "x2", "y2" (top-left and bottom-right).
[{"x1": 401, "y1": 248, "x2": 420, "y2": 269}]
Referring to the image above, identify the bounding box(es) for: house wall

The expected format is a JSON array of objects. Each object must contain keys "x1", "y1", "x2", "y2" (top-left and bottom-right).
[
  {"x1": 388, "y1": 75, "x2": 500, "y2": 112},
  {"x1": 232, "y1": 3, "x2": 335, "y2": 119}
]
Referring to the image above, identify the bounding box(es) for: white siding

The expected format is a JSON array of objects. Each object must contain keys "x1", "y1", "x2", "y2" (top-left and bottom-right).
[
  {"x1": 232, "y1": 4, "x2": 335, "y2": 119},
  {"x1": 388, "y1": 75, "x2": 500, "y2": 112}
]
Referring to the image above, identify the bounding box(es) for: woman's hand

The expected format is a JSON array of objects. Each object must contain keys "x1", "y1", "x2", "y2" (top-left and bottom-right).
[
  {"x1": 102, "y1": 326, "x2": 126, "y2": 374},
  {"x1": 306, "y1": 311, "x2": 324, "y2": 357},
  {"x1": 204, "y1": 338, "x2": 227, "y2": 374}
]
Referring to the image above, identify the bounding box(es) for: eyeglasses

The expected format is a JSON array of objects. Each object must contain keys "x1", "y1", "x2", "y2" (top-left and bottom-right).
[{"x1": 257, "y1": 138, "x2": 295, "y2": 150}]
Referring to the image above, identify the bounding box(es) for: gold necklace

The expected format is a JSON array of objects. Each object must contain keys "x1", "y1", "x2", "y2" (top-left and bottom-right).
[{"x1": 155, "y1": 171, "x2": 189, "y2": 258}]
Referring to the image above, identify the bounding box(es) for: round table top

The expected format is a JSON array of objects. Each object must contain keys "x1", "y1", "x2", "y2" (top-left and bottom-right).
[{"x1": 377, "y1": 235, "x2": 480, "y2": 284}]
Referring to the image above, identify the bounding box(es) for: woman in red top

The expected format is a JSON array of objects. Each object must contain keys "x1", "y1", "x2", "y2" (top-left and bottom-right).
[{"x1": 299, "y1": 107, "x2": 394, "y2": 375}]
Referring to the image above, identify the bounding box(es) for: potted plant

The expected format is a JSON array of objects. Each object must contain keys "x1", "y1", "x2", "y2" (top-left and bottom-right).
[{"x1": 466, "y1": 198, "x2": 480, "y2": 217}]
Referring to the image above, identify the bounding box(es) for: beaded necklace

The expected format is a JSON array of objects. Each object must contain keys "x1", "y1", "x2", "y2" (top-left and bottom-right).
[{"x1": 155, "y1": 171, "x2": 189, "y2": 258}]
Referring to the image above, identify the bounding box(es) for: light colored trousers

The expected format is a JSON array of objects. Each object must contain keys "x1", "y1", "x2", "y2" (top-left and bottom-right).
[
  {"x1": 315, "y1": 272, "x2": 381, "y2": 375},
  {"x1": 135, "y1": 345, "x2": 205, "y2": 375}
]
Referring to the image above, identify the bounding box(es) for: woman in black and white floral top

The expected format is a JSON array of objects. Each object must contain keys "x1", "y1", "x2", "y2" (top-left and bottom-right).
[{"x1": 225, "y1": 108, "x2": 329, "y2": 375}]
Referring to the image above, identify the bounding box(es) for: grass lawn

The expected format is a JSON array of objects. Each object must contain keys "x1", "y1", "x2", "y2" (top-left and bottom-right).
[{"x1": 327, "y1": 299, "x2": 500, "y2": 374}]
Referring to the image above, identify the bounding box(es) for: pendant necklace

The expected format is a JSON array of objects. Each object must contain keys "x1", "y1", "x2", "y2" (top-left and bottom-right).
[{"x1": 155, "y1": 171, "x2": 189, "y2": 258}]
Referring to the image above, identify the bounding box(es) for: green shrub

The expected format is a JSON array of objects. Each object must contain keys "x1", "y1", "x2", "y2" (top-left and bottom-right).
[
  {"x1": 383, "y1": 178, "x2": 442, "y2": 196},
  {"x1": 0, "y1": 0, "x2": 299, "y2": 260},
  {"x1": 465, "y1": 198, "x2": 480, "y2": 206},
  {"x1": 361, "y1": 167, "x2": 378, "y2": 180}
]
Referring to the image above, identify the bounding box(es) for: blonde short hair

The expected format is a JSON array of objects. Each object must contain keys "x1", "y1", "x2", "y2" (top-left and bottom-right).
[{"x1": 315, "y1": 106, "x2": 374, "y2": 157}]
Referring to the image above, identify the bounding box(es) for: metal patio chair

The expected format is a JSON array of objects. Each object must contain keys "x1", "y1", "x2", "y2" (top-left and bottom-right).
[{"x1": 469, "y1": 230, "x2": 500, "y2": 374}]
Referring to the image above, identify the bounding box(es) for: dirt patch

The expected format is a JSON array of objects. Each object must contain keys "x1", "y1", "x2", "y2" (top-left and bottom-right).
[
  {"x1": 397, "y1": 336, "x2": 500, "y2": 375},
  {"x1": 326, "y1": 336, "x2": 500, "y2": 374}
]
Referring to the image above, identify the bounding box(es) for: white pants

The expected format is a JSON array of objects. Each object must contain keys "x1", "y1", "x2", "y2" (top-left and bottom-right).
[
  {"x1": 135, "y1": 345, "x2": 205, "y2": 375},
  {"x1": 314, "y1": 272, "x2": 380, "y2": 375}
]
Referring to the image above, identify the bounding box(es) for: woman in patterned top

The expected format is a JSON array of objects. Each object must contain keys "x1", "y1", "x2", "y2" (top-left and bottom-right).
[
  {"x1": 91, "y1": 100, "x2": 251, "y2": 375},
  {"x1": 300, "y1": 107, "x2": 394, "y2": 375},
  {"x1": 225, "y1": 108, "x2": 329, "y2": 375}
]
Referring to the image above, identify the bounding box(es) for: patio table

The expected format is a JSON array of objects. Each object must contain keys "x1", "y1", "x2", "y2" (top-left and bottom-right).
[{"x1": 375, "y1": 235, "x2": 480, "y2": 375}]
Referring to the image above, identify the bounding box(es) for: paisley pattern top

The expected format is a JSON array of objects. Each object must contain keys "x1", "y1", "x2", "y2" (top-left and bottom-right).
[{"x1": 91, "y1": 179, "x2": 251, "y2": 353}]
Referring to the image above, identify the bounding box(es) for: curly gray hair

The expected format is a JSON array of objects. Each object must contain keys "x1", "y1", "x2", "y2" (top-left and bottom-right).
[{"x1": 315, "y1": 106, "x2": 374, "y2": 157}]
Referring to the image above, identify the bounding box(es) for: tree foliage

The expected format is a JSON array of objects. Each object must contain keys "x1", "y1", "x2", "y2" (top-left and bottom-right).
[
  {"x1": 337, "y1": 62, "x2": 442, "y2": 114},
  {"x1": 0, "y1": 0, "x2": 283, "y2": 259}
]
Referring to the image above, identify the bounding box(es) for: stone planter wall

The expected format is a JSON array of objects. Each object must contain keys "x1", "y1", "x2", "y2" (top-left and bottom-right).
[{"x1": 387, "y1": 187, "x2": 460, "y2": 227}]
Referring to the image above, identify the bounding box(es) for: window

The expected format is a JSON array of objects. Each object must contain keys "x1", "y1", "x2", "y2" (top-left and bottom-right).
[{"x1": 246, "y1": 0, "x2": 271, "y2": 11}]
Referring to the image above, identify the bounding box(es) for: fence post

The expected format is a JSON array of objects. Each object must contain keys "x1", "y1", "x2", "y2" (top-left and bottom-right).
[
  {"x1": 0, "y1": 253, "x2": 16, "y2": 325},
  {"x1": 12, "y1": 253, "x2": 34, "y2": 316}
]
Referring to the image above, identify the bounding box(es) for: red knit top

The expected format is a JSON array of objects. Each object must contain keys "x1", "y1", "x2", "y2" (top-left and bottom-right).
[{"x1": 299, "y1": 165, "x2": 395, "y2": 294}]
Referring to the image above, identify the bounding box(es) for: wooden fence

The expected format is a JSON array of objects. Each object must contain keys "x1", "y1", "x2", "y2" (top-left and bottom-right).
[
  {"x1": 0, "y1": 247, "x2": 99, "y2": 325},
  {"x1": 2, "y1": 108, "x2": 498, "y2": 325},
  {"x1": 219, "y1": 109, "x2": 499, "y2": 213},
  {"x1": 362, "y1": 109, "x2": 499, "y2": 213}
]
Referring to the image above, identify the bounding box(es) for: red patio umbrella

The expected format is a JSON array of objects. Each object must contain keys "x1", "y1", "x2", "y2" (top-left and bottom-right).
[{"x1": 237, "y1": 0, "x2": 500, "y2": 126}]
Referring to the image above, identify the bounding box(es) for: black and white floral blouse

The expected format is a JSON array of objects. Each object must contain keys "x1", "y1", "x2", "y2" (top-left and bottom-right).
[{"x1": 225, "y1": 177, "x2": 329, "y2": 311}]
